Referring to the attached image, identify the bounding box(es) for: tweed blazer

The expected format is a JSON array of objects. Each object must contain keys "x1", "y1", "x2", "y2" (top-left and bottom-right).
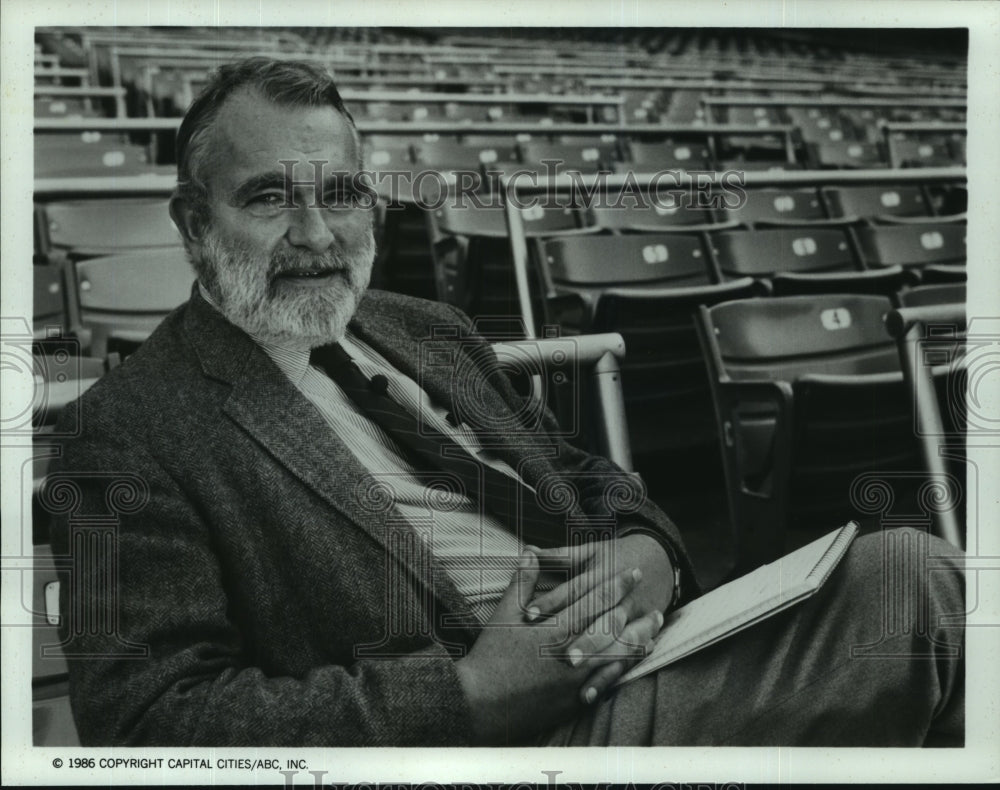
[{"x1": 48, "y1": 287, "x2": 696, "y2": 746}]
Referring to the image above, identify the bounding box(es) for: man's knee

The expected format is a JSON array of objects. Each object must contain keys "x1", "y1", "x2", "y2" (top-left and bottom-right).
[{"x1": 839, "y1": 527, "x2": 965, "y2": 639}]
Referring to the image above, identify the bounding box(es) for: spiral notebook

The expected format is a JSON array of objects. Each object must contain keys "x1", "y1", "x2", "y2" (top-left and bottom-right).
[{"x1": 619, "y1": 521, "x2": 859, "y2": 685}]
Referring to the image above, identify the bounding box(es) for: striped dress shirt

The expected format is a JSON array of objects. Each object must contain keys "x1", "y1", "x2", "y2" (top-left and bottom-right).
[{"x1": 200, "y1": 286, "x2": 552, "y2": 622}]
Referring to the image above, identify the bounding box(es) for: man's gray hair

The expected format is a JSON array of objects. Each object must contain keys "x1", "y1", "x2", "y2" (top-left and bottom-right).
[{"x1": 174, "y1": 56, "x2": 359, "y2": 219}]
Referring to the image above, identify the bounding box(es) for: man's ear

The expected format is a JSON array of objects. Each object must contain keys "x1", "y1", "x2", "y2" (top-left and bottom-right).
[{"x1": 169, "y1": 193, "x2": 208, "y2": 259}]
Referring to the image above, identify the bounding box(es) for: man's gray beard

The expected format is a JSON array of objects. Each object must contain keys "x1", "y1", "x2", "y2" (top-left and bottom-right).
[{"x1": 198, "y1": 226, "x2": 375, "y2": 349}]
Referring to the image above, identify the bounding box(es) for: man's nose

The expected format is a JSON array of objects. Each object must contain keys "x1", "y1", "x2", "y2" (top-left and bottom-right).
[{"x1": 286, "y1": 204, "x2": 335, "y2": 253}]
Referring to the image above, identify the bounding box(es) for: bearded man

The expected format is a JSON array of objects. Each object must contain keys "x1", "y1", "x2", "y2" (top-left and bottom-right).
[{"x1": 49, "y1": 57, "x2": 965, "y2": 747}]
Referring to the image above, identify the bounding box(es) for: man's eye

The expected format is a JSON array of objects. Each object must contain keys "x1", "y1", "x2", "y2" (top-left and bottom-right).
[{"x1": 249, "y1": 193, "x2": 284, "y2": 207}]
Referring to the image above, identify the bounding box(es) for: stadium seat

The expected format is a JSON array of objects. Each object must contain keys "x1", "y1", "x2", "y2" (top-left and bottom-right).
[
  {"x1": 410, "y1": 138, "x2": 481, "y2": 171},
  {"x1": 853, "y1": 222, "x2": 966, "y2": 278},
  {"x1": 31, "y1": 341, "x2": 111, "y2": 427},
  {"x1": 696, "y1": 293, "x2": 926, "y2": 570},
  {"x1": 620, "y1": 139, "x2": 712, "y2": 170},
  {"x1": 785, "y1": 107, "x2": 856, "y2": 146},
  {"x1": 822, "y1": 184, "x2": 931, "y2": 220},
  {"x1": 896, "y1": 282, "x2": 966, "y2": 308},
  {"x1": 361, "y1": 101, "x2": 442, "y2": 123},
  {"x1": 925, "y1": 183, "x2": 968, "y2": 218},
  {"x1": 416, "y1": 137, "x2": 519, "y2": 177},
  {"x1": 724, "y1": 105, "x2": 784, "y2": 127},
  {"x1": 808, "y1": 140, "x2": 887, "y2": 169},
  {"x1": 38, "y1": 198, "x2": 182, "y2": 261},
  {"x1": 620, "y1": 90, "x2": 667, "y2": 123},
  {"x1": 30, "y1": 543, "x2": 68, "y2": 688},
  {"x1": 710, "y1": 227, "x2": 904, "y2": 295},
  {"x1": 33, "y1": 265, "x2": 66, "y2": 338},
  {"x1": 73, "y1": 248, "x2": 195, "y2": 357},
  {"x1": 34, "y1": 96, "x2": 99, "y2": 118},
  {"x1": 34, "y1": 692, "x2": 80, "y2": 747},
  {"x1": 887, "y1": 135, "x2": 959, "y2": 168},
  {"x1": 428, "y1": 200, "x2": 593, "y2": 324},
  {"x1": 718, "y1": 159, "x2": 803, "y2": 172},
  {"x1": 949, "y1": 135, "x2": 967, "y2": 166},
  {"x1": 537, "y1": 232, "x2": 758, "y2": 479},
  {"x1": 662, "y1": 89, "x2": 706, "y2": 124},
  {"x1": 31, "y1": 543, "x2": 80, "y2": 746},
  {"x1": 441, "y1": 102, "x2": 492, "y2": 123},
  {"x1": 542, "y1": 232, "x2": 715, "y2": 289},
  {"x1": 34, "y1": 134, "x2": 160, "y2": 179},
  {"x1": 589, "y1": 199, "x2": 725, "y2": 232},
  {"x1": 715, "y1": 132, "x2": 791, "y2": 167},
  {"x1": 719, "y1": 187, "x2": 827, "y2": 226},
  {"x1": 362, "y1": 136, "x2": 415, "y2": 202},
  {"x1": 517, "y1": 139, "x2": 616, "y2": 175}
]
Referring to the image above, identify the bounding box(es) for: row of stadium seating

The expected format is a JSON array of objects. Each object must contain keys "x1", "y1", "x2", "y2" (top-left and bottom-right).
[
  {"x1": 32, "y1": 127, "x2": 970, "y2": 184},
  {"x1": 31, "y1": 181, "x2": 967, "y2": 256},
  {"x1": 27, "y1": 26, "x2": 969, "y2": 747}
]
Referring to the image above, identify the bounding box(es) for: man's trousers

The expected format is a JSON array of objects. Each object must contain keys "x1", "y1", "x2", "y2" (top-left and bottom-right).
[{"x1": 545, "y1": 528, "x2": 965, "y2": 746}]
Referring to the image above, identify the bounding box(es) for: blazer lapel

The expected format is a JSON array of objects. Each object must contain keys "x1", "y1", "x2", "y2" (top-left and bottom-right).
[
  {"x1": 349, "y1": 297, "x2": 560, "y2": 486},
  {"x1": 183, "y1": 290, "x2": 479, "y2": 638}
]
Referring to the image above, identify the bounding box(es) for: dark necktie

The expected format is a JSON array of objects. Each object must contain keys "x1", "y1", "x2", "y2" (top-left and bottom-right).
[{"x1": 310, "y1": 343, "x2": 562, "y2": 548}]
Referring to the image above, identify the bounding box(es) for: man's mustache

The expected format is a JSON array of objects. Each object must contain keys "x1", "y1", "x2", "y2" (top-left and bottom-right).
[{"x1": 267, "y1": 247, "x2": 355, "y2": 279}]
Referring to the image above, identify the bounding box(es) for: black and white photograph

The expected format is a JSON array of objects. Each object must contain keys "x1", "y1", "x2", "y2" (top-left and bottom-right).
[{"x1": 2, "y1": 0, "x2": 998, "y2": 786}]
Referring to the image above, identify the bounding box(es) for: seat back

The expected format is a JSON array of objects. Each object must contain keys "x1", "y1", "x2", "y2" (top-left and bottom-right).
[
  {"x1": 411, "y1": 138, "x2": 480, "y2": 170},
  {"x1": 724, "y1": 105, "x2": 783, "y2": 126},
  {"x1": 363, "y1": 135, "x2": 414, "y2": 168},
  {"x1": 543, "y1": 233, "x2": 710, "y2": 288},
  {"x1": 33, "y1": 265, "x2": 66, "y2": 336},
  {"x1": 434, "y1": 200, "x2": 585, "y2": 239},
  {"x1": 34, "y1": 95, "x2": 98, "y2": 118},
  {"x1": 823, "y1": 184, "x2": 931, "y2": 220},
  {"x1": 589, "y1": 200, "x2": 717, "y2": 231},
  {"x1": 625, "y1": 139, "x2": 712, "y2": 170},
  {"x1": 518, "y1": 140, "x2": 615, "y2": 174},
  {"x1": 720, "y1": 188, "x2": 827, "y2": 226},
  {"x1": 429, "y1": 201, "x2": 590, "y2": 326},
  {"x1": 35, "y1": 136, "x2": 155, "y2": 178},
  {"x1": 785, "y1": 107, "x2": 855, "y2": 145},
  {"x1": 363, "y1": 135, "x2": 414, "y2": 200},
  {"x1": 538, "y1": 231, "x2": 754, "y2": 471},
  {"x1": 31, "y1": 543, "x2": 80, "y2": 746},
  {"x1": 412, "y1": 138, "x2": 518, "y2": 176},
  {"x1": 897, "y1": 282, "x2": 966, "y2": 307},
  {"x1": 854, "y1": 222, "x2": 966, "y2": 269},
  {"x1": 699, "y1": 294, "x2": 923, "y2": 567},
  {"x1": 888, "y1": 135, "x2": 959, "y2": 168},
  {"x1": 587, "y1": 279, "x2": 758, "y2": 465},
  {"x1": 40, "y1": 198, "x2": 181, "y2": 260},
  {"x1": 711, "y1": 227, "x2": 856, "y2": 278},
  {"x1": 709, "y1": 294, "x2": 899, "y2": 381},
  {"x1": 810, "y1": 141, "x2": 886, "y2": 169},
  {"x1": 74, "y1": 248, "x2": 194, "y2": 356}
]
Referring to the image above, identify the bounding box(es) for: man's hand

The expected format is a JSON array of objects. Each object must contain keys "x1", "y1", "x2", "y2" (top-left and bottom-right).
[
  {"x1": 524, "y1": 535, "x2": 675, "y2": 699},
  {"x1": 454, "y1": 551, "x2": 661, "y2": 745}
]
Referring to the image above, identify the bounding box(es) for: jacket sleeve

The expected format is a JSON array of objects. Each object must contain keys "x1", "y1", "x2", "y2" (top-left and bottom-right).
[
  {"x1": 441, "y1": 304, "x2": 702, "y2": 604},
  {"x1": 48, "y1": 405, "x2": 476, "y2": 747}
]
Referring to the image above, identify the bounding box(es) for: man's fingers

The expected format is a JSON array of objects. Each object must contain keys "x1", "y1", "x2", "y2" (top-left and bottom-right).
[
  {"x1": 579, "y1": 661, "x2": 625, "y2": 706},
  {"x1": 525, "y1": 564, "x2": 604, "y2": 622},
  {"x1": 570, "y1": 607, "x2": 664, "y2": 668},
  {"x1": 528, "y1": 542, "x2": 595, "y2": 569},
  {"x1": 492, "y1": 551, "x2": 541, "y2": 624},
  {"x1": 561, "y1": 566, "x2": 642, "y2": 638}
]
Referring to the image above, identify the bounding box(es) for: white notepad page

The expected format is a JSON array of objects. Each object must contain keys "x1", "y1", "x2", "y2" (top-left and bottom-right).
[{"x1": 619, "y1": 521, "x2": 859, "y2": 685}]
